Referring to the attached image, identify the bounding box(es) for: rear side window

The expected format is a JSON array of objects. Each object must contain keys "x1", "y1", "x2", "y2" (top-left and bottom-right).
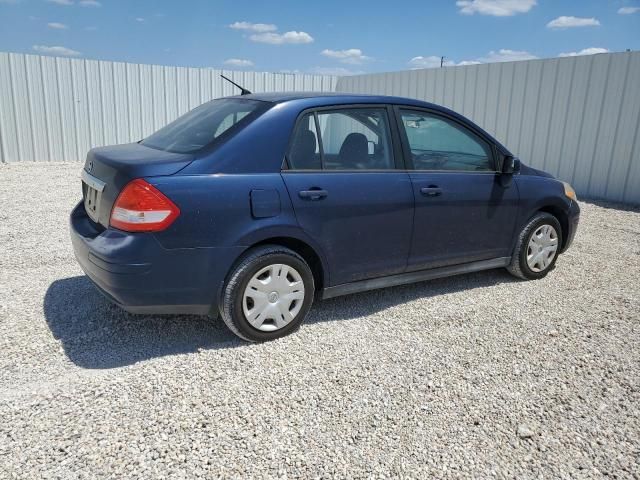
[
  {"x1": 141, "y1": 99, "x2": 268, "y2": 153},
  {"x1": 287, "y1": 108, "x2": 394, "y2": 170},
  {"x1": 288, "y1": 113, "x2": 321, "y2": 170},
  {"x1": 400, "y1": 109, "x2": 493, "y2": 171}
]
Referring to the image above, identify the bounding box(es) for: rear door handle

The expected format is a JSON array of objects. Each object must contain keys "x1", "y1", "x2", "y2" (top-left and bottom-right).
[
  {"x1": 420, "y1": 186, "x2": 442, "y2": 197},
  {"x1": 299, "y1": 189, "x2": 328, "y2": 200}
]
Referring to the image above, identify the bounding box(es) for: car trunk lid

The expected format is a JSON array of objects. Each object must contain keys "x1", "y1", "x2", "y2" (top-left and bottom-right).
[{"x1": 81, "y1": 142, "x2": 193, "y2": 228}]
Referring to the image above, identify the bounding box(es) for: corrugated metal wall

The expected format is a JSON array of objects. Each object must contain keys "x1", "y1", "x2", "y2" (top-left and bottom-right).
[
  {"x1": 2, "y1": 51, "x2": 639, "y2": 204},
  {"x1": 337, "y1": 52, "x2": 640, "y2": 204},
  {"x1": 0, "y1": 52, "x2": 337, "y2": 163}
]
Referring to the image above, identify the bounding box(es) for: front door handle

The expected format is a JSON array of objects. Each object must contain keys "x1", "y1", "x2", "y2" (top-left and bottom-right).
[
  {"x1": 420, "y1": 186, "x2": 442, "y2": 197},
  {"x1": 299, "y1": 189, "x2": 328, "y2": 200}
]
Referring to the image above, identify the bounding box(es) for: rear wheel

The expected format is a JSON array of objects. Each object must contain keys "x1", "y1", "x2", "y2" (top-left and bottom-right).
[
  {"x1": 507, "y1": 212, "x2": 562, "y2": 280},
  {"x1": 220, "y1": 245, "x2": 315, "y2": 342}
]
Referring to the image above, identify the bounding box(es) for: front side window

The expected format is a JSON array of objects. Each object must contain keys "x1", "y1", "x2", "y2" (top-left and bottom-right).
[
  {"x1": 141, "y1": 99, "x2": 268, "y2": 153},
  {"x1": 400, "y1": 110, "x2": 493, "y2": 171},
  {"x1": 287, "y1": 108, "x2": 394, "y2": 170}
]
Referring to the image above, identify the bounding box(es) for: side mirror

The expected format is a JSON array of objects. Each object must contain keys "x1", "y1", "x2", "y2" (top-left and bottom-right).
[
  {"x1": 499, "y1": 156, "x2": 520, "y2": 187},
  {"x1": 501, "y1": 155, "x2": 520, "y2": 175}
]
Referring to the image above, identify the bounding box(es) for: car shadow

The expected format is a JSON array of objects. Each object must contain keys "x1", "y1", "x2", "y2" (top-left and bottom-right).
[
  {"x1": 43, "y1": 276, "x2": 241, "y2": 370},
  {"x1": 44, "y1": 269, "x2": 516, "y2": 369}
]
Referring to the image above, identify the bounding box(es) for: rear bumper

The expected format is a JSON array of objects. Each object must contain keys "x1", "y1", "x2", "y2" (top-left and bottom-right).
[
  {"x1": 561, "y1": 200, "x2": 580, "y2": 253},
  {"x1": 70, "y1": 202, "x2": 244, "y2": 315}
]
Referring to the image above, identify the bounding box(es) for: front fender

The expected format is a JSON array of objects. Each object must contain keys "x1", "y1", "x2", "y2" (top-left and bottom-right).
[{"x1": 515, "y1": 176, "x2": 572, "y2": 226}]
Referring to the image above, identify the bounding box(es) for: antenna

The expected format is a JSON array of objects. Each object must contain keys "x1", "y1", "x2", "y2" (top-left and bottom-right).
[
  {"x1": 220, "y1": 74, "x2": 252, "y2": 95},
  {"x1": 440, "y1": 56, "x2": 445, "y2": 68}
]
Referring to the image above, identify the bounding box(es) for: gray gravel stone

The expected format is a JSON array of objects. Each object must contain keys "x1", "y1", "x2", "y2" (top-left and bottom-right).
[
  {"x1": 517, "y1": 424, "x2": 535, "y2": 439},
  {"x1": 1, "y1": 163, "x2": 639, "y2": 479}
]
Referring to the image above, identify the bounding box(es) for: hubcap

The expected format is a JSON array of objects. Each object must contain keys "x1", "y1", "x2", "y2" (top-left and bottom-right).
[
  {"x1": 527, "y1": 224, "x2": 559, "y2": 272},
  {"x1": 242, "y1": 264, "x2": 305, "y2": 332}
]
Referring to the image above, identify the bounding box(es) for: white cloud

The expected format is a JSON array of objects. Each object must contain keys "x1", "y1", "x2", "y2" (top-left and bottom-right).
[
  {"x1": 408, "y1": 56, "x2": 455, "y2": 68},
  {"x1": 230, "y1": 21, "x2": 313, "y2": 45},
  {"x1": 229, "y1": 21, "x2": 277, "y2": 33},
  {"x1": 223, "y1": 58, "x2": 255, "y2": 68},
  {"x1": 618, "y1": 6, "x2": 640, "y2": 14},
  {"x1": 408, "y1": 50, "x2": 533, "y2": 69},
  {"x1": 46, "y1": 0, "x2": 73, "y2": 5},
  {"x1": 33, "y1": 45, "x2": 81, "y2": 56},
  {"x1": 249, "y1": 31, "x2": 313, "y2": 45},
  {"x1": 476, "y1": 49, "x2": 538, "y2": 62},
  {"x1": 547, "y1": 16, "x2": 600, "y2": 29},
  {"x1": 558, "y1": 47, "x2": 609, "y2": 57},
  {"x1": 84, "y1": 26, "x2": 97, "y2": 31},
  {"x1": 310, "y1": 66, "x2": 363, "y2": 76},
  {"x1": 47, "y1": 22, "x2": 68, "y2": 29},
  {"x1": 135, "y1": 17, "x2": 145, "y2": 23},
  {"x1": 321, "y1": 48, "x2": 371, "y2": 65},
  {"x1": 457, "y1": 0, "x2": 536, "y2": 16}
]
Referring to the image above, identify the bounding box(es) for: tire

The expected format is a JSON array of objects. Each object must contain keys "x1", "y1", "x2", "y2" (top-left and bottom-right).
[
  {"x1": 220, "y1": 245, "x2": 315, "y2": 342},
  {"x1": 507, "y1": 212, "x2": 563, "y2": 280}
]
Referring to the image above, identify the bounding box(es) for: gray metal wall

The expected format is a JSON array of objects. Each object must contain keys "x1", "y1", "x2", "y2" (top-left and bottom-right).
[
  {"x1": 337, "y1": 52, "x2": 640, "y2": 204},
  {"x1": 0, "y1": 52, "x2": 337, "y2": 164},
  {"x1": 2, "y1": 51, "x2": 639, "y2": 204}
]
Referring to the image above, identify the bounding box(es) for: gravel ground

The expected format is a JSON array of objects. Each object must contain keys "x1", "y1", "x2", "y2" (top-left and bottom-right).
[{"x1": 0, "y1": 162, "x2": 639, "y2": 479}]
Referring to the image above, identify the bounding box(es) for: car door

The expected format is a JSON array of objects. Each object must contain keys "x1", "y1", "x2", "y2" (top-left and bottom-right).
[
  {"x1": 281, "y1": 106, "x2": 414, "y2": 286},
  {"x1": 396, "y1": 107, "x2": 519, "y2": 271}
]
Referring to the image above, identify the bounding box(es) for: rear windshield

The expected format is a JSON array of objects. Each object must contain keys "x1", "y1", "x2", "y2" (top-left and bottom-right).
[{"x1": 141, "y1": 98, "x2": 269, "y2": 153}]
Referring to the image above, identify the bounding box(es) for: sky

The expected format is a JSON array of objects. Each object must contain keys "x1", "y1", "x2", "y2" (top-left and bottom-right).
[{"x1": 0, "y1": 0, "x2": 639, "y2": 75}]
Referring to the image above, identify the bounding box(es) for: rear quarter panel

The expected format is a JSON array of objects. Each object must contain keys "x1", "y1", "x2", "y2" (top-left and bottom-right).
[
  {"x1": 149, "y1": 172, "x2": 331, "y2": 290},
  {"x1": 149, "y1": 174, "x2": 300, "y2": 249}
]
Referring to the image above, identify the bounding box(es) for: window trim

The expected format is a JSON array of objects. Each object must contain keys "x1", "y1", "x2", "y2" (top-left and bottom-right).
[
  {"x1": 392, "y1": 105, "x2": 499, "y2": 174},
  {"x1": 283, "y1": 104, "x2": 404, "y2": 173},
  {"x1": 313, "y1": 111, "x2": 325, "y2": 170}
]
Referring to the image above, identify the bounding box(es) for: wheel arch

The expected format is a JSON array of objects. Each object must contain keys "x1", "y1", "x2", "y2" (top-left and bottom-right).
[
  {"x1": 248, "y1": 237, "x2": 326, "y2": 293},
  {"x1": 537, "y1": 205, "x2": 569, "y2": 251},
  {"x1": 212, "y1": 225, "x2": 330, "y2": 317},
  {"x1": 214, "y1": 232, "x2": 328, "y2": 317}
]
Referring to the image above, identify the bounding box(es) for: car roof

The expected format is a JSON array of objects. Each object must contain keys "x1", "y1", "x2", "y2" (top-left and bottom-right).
[{"x1": 231, "y1": 91, "x2": 443, "y2": 109}]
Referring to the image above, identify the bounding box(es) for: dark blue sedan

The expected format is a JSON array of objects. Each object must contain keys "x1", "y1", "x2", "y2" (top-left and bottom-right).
[{"x1": 70, "y1": 92, "x2": 580, "y2": 341}]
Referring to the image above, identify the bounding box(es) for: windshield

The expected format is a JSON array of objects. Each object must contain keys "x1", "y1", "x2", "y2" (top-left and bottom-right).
[{"x1": 141, "y1": 98, "x2": 269, "y2": 153}]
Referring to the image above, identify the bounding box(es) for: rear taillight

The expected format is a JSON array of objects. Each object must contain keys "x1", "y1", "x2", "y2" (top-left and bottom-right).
[{"x1": 110, "y1": 179, "x2": 180, "y2": 232}]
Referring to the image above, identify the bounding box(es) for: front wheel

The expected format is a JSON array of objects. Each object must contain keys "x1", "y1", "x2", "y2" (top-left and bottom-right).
[
  {"x1": 220, "y1": 245, "x2": 315, "y2": 342},
  {"x1": 507, "y1": 212, "x2": 562, "y2": 280}
]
